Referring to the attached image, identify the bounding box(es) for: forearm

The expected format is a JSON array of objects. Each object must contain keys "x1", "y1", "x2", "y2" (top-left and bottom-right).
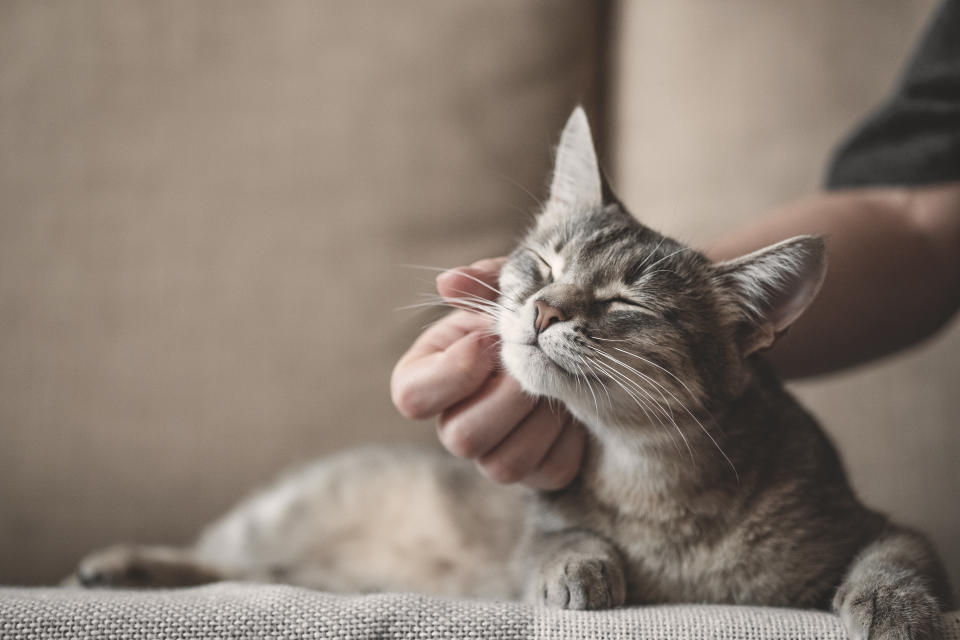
[{"x1": 707, "y1": 183, "x2": 960, "y2": 379}]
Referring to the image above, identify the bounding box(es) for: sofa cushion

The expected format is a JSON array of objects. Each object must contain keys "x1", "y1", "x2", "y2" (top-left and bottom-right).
[{"x1": 4, "y1": 583, "x2": 960, "y2": 640}]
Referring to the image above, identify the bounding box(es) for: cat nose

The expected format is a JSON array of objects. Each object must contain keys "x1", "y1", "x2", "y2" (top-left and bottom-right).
[{"x1": 534, "y1": 300, "x2": 565, "y2": 333}]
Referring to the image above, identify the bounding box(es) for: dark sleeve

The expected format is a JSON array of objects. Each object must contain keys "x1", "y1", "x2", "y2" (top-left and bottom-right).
[{"x1": 826, "y1": 0, "x2": 960, "y2": 189}]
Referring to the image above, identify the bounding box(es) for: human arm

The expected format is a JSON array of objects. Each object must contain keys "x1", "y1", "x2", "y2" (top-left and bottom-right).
[{"x1": 709, "y1": 183, "x2": 960, "y2": 379}]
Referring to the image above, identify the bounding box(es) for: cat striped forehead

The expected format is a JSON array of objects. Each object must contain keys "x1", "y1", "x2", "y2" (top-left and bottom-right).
[{"x1": 524, "y1": 206, "x2": 693, "y2": 290}]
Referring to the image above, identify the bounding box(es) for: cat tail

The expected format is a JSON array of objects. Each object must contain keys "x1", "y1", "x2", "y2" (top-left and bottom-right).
[{"x1": 833, "y1": 526, "x2": 953, "y2": 640}]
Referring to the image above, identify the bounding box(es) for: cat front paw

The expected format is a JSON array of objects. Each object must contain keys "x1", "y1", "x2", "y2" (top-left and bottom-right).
[
  {"x1": 533, "y1": 553, "x2": 626, "y2": 610},
  {"x1": 70, "y1": 544, "x2": 157, "y2": 588},
  {"x1": 834, "y1": 577, "x2": 944, "y2": 640}
]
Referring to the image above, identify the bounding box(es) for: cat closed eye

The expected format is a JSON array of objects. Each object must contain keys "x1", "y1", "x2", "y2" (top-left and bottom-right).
[
  {"x1": 526, "y1": 249, "x2": 554, "y2": 283},
  {"x1": 601, "y1": 297, "x2": 644, "y2": 308}
]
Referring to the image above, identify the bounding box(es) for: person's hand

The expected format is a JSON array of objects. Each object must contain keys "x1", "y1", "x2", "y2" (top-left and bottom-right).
[{"x1": 391, "y1": 258, "x2": 585, "y2": 490}]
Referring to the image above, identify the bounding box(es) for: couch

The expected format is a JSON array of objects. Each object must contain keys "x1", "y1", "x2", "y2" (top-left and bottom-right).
[{"x1": 1, "y1": 0, "x2": 957, "y2": 636}]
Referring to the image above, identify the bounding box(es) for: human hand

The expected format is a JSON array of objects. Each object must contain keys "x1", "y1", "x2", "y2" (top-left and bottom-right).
[{"x1": 391, "y1": 258, "x2": 585, "y2": 490}]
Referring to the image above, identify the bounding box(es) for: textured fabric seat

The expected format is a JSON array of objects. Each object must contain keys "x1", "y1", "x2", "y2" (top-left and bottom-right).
[{"x1": 3, "y1": 583, "x2": 959, "y2": 640}]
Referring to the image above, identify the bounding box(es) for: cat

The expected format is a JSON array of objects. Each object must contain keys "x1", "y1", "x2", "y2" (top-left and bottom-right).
[{"x1": 70, "y1": 107, "x2": 952, "y2": 640}]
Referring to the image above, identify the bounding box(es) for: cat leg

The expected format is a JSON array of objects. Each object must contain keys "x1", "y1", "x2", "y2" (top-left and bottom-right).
[
  {"x1": 521, "y1": 529, "x2": 626, "y2": 610},
  {"x1": 69, "y1": 544, "x2": 224, "y2": 588},
  {"x1": 833, "y1": 527, "x2": 953, "y2": 640}
]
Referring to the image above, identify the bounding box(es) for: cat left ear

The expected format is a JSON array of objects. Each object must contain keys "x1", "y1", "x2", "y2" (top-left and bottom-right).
[
  {"x1": 547, "y1": 106, "x2": 603, "y2": 212},
  {"x1": 714, "y1": 236, "x2": 827, "y2": 356}
]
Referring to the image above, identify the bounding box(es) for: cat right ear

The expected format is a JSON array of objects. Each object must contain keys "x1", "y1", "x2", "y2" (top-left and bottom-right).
[
  {"x1": 714, "y1": 236, "x2": 827, "y2": 357},
  {"x1": 546, "y1": 107, "x2": 603, "y2": 213}
]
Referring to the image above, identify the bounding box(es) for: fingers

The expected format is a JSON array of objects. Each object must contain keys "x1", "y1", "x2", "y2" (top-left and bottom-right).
[
  {"x1": 436, "y1": 257, "x2": 507, "y2": 302},
  {"x1": 475, "y1": 401, "x2": 566, "y2": 485},
  {"x1": 394, "y1": 254, "x2": 585, "y2": 489},
  {"x1": 519, "y1": 417, "x2": 586, "y2": 491},
  {"x1": 437, "y1": 373, "x2": 537, "y2": 459},
  {"x1": 391, "y1": 258, "x2": 507, "y2": 420},
  {"x1": 395, "y1": 309, "x2": 492, "y2": 367},
  {"x1": 391, "y1": 313, "x2": 500, "y2": 420},
  {"x1": 439, "y1": 383, "x2": 585, "y2": 491}
]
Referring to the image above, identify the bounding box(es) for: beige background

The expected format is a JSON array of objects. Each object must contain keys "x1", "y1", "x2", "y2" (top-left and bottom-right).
[
  {"x1": 1, "y1": 0, "x2": 957, "y2": 594},
  {"x1": 0, "y1": 0, "x2": 602, "y2": 584}
]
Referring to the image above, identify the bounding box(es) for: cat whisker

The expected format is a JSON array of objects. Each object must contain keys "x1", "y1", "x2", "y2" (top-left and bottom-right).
[
  {"x1": 608, "y1": 345, "x2": 704, "y2": 410},
  {"x1": 641, "y1": 247, "x2": 693, "y2": 274},
  {"x1": 398, "y1": 298, "x2": 494, "y2": 315},
  {"x1": 400, "y1": 264, "x2": 505, "y2": 297},
  {"x1": 589, "y1": 337, "x2": 702, "y2": 406},
  {"x1": 585, "y1": 355, "x2": 690, "y2": 462},
  {"x1": 444, "y1": 287, "x2": 517, "y2": 313},
  {"x1": 571, "y1": 359, "x2": 602, "y2": 423},
  {"x1": 587, "y1": 347, "x2": 678, "y2": 424},
  {"x1": 585, "y1": 344, "x2": 737, "y2": 481},
  {"x1": 597, "y1": 361, "x2": 693, "y2": 464},
  {"x1": 633, "y1": 237, "x2": 666, "y2": 272},
  {"x1": 576, "y1": 355, "x2": 613, "y2": 411},
  {"x1": 584, "y1": 357, "x2": 679, "y2": 454},
  {"x1": 495, "y1": 170, "x2": 546, "y2": 211},
  {"x1": 498, "y1": 197, "x2": 540, "y2": 224},
  {"x1": 635, "y1": 268, "x2": 683, "y2": 283},
  {"x1": 415, "y1": 290, "x2": 510, "y2": 315},
  {"x1": 398, "y1": 297, "x2": 502, "y2": 322},
  {"x1": 573, "y1": 358, "x2": 605, "y2": 414},
  {"x1": 585, "y1": 354, "x2": 665, "y2": 421}
]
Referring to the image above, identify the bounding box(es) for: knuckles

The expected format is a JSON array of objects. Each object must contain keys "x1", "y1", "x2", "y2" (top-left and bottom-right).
[
  {"x1": 438, "y1": 417, "x2": 488, "y2": 460},
  {"x1": 532, "y1": 453, "x2": 579, "y2": 490},
  {"x1": 390, "y1": 376, "x2": 430, "y2": 420},
  {"x1": 479, "y1": 453, "x2": 529, "y2": 485},
  {"x1": 390, "y1": 333, "x2": 495, "y2": 421}
]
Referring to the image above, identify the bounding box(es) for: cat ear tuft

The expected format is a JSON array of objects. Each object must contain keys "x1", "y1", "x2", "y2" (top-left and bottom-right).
[
  {"x1": 547, "y1": 106, "x2": 603, "y2": 212},
  {"x1": 714, "y1": 236, "x2": 827, "y2": 356}
]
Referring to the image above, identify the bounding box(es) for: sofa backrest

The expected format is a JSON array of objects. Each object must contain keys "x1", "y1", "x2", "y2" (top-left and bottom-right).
[{"x1": 0, "y1": 0, "x2": 603, "y2": 584}]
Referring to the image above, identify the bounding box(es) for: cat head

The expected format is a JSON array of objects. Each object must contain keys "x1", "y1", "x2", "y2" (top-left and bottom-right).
[{"x1": 497, "y1": 107, "x2": 826, "y2": 434}]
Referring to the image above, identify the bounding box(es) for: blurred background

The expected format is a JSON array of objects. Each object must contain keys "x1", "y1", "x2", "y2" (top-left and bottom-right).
[{"x1": 1, "y1": 0, "x2": 956, "y2": 591}]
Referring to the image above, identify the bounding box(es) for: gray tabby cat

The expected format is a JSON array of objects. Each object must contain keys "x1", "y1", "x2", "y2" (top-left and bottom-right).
[{"x1": 72, "y1": 108, "x2": 952, "y2": 640}]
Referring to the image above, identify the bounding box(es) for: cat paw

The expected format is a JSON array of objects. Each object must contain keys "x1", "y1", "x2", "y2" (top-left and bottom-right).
[
  {"x1": 533, "y1": 554, "x2": 626, "y2": 610},
  {"x1": 71, "y1": 545, "x2": 157, "y2": 588},
  {"x1": 834, "y1": 578, "x2": 944, "y2": 640}
]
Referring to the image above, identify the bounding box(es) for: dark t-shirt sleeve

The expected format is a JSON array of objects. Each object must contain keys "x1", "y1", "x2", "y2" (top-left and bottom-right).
[{"x1": 826, "y1": 0, "x2": 960, "y2": 189}]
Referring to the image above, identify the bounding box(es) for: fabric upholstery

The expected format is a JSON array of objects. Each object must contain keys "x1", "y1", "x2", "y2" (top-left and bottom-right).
[
  {"x1": 0, "y1": 0, "x2": 602, "y2": 585},
  {"x1": 3, "y1": 583, "x2": 959, "y2": 639}
]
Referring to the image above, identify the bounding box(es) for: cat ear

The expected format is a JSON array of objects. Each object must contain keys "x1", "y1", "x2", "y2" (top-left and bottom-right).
[
  {"x1": 714, "y1": 236, "x2": 827, "y2": 356},
  {"x1": 547, "y1": 106, "x2": 603, "y2": 211}
]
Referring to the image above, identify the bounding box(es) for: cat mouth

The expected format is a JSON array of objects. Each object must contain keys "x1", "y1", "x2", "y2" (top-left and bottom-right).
[{"x1": 514, "y1": 341, "x2": 582, "y2": 378}]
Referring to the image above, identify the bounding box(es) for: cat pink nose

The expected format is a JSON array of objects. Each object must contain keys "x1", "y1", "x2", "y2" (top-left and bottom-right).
[{"x1": 534, "y1": 300, "x2": 565, "y2": 333}]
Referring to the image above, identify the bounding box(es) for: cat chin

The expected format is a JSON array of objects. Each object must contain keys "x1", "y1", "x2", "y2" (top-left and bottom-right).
[{"x1": 500, "y1": 343, "x2": 574, "y2": 400}]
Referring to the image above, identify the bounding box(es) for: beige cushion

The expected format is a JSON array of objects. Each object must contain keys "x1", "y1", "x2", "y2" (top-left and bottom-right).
[
  {"x1": 3, "y1": 583, "x2": 960, "y2": 639},
  {"x1": 0, "y1": 1, "x2": 602, "y2": 584}
]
